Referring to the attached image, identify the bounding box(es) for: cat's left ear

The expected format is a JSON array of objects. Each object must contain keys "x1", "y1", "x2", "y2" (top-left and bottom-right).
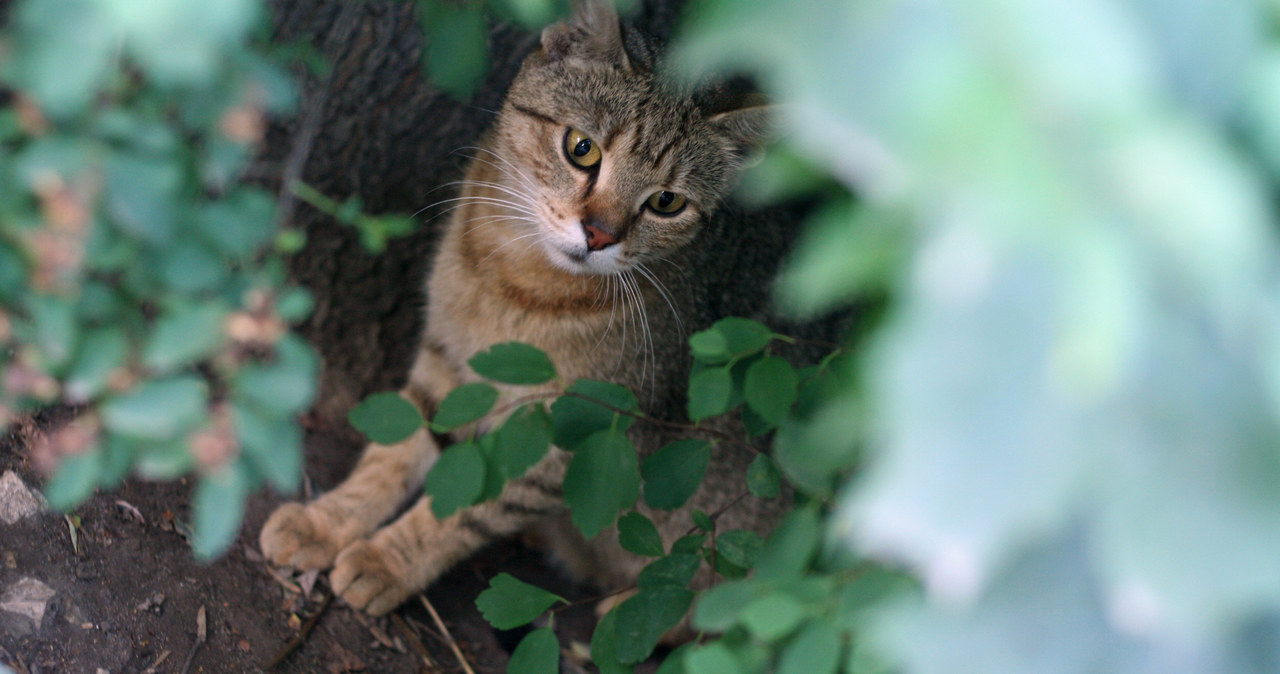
[
  {"x1": 541, "y1": 0, "x2": 631, "y2": 69},
  {"x1": 708, "y1": 100, "x2": 773, "y2": 160}
]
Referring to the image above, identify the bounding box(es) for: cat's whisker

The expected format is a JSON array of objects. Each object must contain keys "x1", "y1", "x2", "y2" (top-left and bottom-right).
[
  {"x1": 459, "y1": 146, "x2": 542, "y2": 194},
  {"x1": 459, "y1": 214, "x2": 539, "y2": 238},
  {"x1": 424, "y1": 194, "x2": 539, "y2": 217},
  {"x1": 446, "y1": 179, "x2": 541, "y2": 211},
  {"x1": 476, "y1": 231, "x2": 549, "y2": 266},
  {"x1": 634, "y1": 262, "x2": 685, "y2": 339}
]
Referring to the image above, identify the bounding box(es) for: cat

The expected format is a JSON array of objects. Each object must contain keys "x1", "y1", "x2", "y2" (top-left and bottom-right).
[{"x1": 260, "y1": 0, "x2": 809, "y2": 617}]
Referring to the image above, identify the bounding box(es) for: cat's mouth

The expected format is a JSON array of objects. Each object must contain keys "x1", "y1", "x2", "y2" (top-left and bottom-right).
[{"x1": 544, "y1": 240, "x2": 628, "y2": 276}]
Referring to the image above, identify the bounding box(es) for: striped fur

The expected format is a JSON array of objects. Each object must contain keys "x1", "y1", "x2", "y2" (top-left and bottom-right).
[{"x1": 260, "y1": 0, "x2": 783, "y2": 617}]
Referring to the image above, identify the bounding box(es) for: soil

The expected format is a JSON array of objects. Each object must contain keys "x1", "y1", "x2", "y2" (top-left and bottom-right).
[{"x1": 0, "y1": 409, "x2": 610, "y2": 674}]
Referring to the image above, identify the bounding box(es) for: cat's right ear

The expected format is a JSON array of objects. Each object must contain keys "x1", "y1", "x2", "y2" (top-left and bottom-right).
[
  {"x1": 540, "y1": 0, "x2": 630, "y2": 69},
  {"x1": 708, "y1": 97, "x2": 774, "y2": 161}
]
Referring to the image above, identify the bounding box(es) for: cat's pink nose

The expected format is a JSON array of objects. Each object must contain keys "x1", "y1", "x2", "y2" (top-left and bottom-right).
[{"x1": 584, "y1": 223, "x2": 618, "y2": 251}]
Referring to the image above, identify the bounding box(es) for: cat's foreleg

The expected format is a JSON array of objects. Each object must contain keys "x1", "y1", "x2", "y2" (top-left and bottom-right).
[
  {"x1": 259, "y1": 343, "x2": 456, "y2": 569},
  {"x1": 329, "y1": 450, "x2": 570, "y2": 614}
]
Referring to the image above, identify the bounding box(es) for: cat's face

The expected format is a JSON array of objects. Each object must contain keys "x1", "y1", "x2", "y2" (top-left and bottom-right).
[{"x1": 479, "y1": 0, "x2": 766, "y2": 277}]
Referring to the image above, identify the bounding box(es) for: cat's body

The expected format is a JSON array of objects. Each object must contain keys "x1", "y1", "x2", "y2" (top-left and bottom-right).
[{"x1": 261, "y1": 0, "x2": 808, "y2": 616}]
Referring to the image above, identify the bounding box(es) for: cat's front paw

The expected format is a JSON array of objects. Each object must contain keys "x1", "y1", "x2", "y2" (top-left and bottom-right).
[
  {"x1": 330, "y1": 540, "x2": 414, "y2": 616},
  {"x1": 259, "y1": 502, "x2": 347, "y2": 569}
]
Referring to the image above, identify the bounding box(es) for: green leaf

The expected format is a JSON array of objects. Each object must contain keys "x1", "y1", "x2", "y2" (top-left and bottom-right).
[
  {"x1": 475, "y1": 573, "x2": 566, "y2": 630},
  {"x1": 616, "y1": 585, "x2": 695, "y2": 663},
  {"x1": 687, "y1": 367, "x2": 733, "y2": 421},
  {"x1": 746, "y1": 454, "x2": 782, "y2": 499},
  {"x1": 232, "y1": 335, "x2": 318, "y2": 418},
  {"x1": 692, "y1": 510, "x2": 714, "y2": 532},
  {"x1": 618, "y1": 512, "x2": 664, "y2": 557},
  {"x1": 234, "y1": 403, "x2": 301, "y2": 493},
  {"x1": 641, "y1": 439, "x2": 711, "y2": 511},
  {"x1": 422, "y1": 0, "x2": 489, "y2": 98},
  {"x1": 192, "y1": 459, "x2": 252, "y2": 560},
  {"x1": 196, "y1": 189, "x2": 279, "y2": 258},
  {"x1": 424, "y1": 441, "x2": 486, "y2": 519},
  {"x1": 26, "y1": 294, "x2": 78, "y2": 371},
  {"x1": 348, "y1": 392, "x2": 424, "y2": 445},
  {"x1": 143, "y1": 302, "x2": 229, "y2": 372},
  {"x1": 507, "y1": 627, "x2": 559, "y2": 674},
  {"x1": 753, "y1": 507, "x2": 821, "y2": 581},
  {"x1": 7, "y1": 0, "x2": 115, "y2": 117},
  {"x1": 157, "y1": 240, "x2": 228, "y2": 293},
  {"x1": 551, "y1": 379, "x2": 638, "y2": 449},
  {"x1": 778, "y1": 620, "x2": 842, "y2": 674},
  {"x1": 65, "y1": 327, "x2": 128, "y2": 400},
  {"x1": 713, "y1": 317, "x2": 773, "y2": 357},
  {"x1": 475, "y1": 433, "x2": 508, "y2": 502},
  {"x1": 563, "y1": 429, "x2": 640, "y2": 538},
  {"x1": 689, "y1": 328, "x2": 730, "y2": 364},
  {"x1": 590, "y1": 605, "x2": 634, "y2": 674},
  {"x1": 671, "y1": 534, "x2": 706, "y2": 555},
  {"x1": 693, "y1": 579, "x2": 759, "y2": 632},
  {"x1": 104, "y1": 153, "x2": 182, "y2": 244},
  {"x1": 101, "y1": 376, "x2": 208, "y2": 441},
  {"x1": 44, "y1": 447, "x2": 103, "y2": 511},
  {"x1": 743, "y1": 356, "x2": 799, "y2": 424},
  {"x1": 468, "y1": 342, "x2": 557, "y2": 385},
  {"x1": 494, "y1": 405, "x2": 552, "y2": 478},
  {"x1": 739, "y1": 592, "x2": 807, "y2": 642},
  {"x1": 685, "y1": 643, "x2": 741, "y2": 674},
  {"x1": 716, "y1": 530, "x2": 764, "y2": 569},
  {"x1": 431, "y1": 382, "x2": 498, "y2": 432},
  {"x1": 638, "y1": 553, "x2": 700, "y2": 589}
]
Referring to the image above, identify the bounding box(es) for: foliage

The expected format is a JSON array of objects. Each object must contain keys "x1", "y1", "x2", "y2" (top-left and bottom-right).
[{"x1": 7, "y1": 0, "x2": 1280, "y2": 673}]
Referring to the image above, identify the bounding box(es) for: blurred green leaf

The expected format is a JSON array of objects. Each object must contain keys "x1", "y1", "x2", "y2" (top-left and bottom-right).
[
  {"x1": 101, "y1": 376, "x2": 208, "y2": 441},
  {"x1": 618, "y1": 511, "x2": 665, "y2": 557},
  {"x1": 104, "y1": 153, "x2": 182, "y2": 245},
  {"x1": 424, "y1": 441, "x2": 486, "y2": 519},
  {"x1": 234, "y1": 403, "x2": 301, "y2": 493},
  {"x1": 44, "y1": 447, "x2": 102, "y2": 511},
  {"x1": 26, "y1": 294, "x2": 77, "y2": 371},
  {"x1": 143, "y1": 302, "x2": 229, "y2": 372},
  {"x1": 196, "y1": 189, "x2": 279, "y2": 259},
  {"x1": 348, "y1": 392, "x2": 424, "y2": 445},
  {"x1": 469, "y1": 341, "x2": 557, "y2": 385},
  {"x1": 431, "y1": 382, "x2": 499, "y2": 432},
  {"x1": 192, "y1": 458, "x2": 252, "y2": 560},
  {"x1": 507, "y1": 627, "x2": 559, "y2": 674},
  {"x1": 421, "y1": 0, "x2": 489, "y2": 99},
  {"x1": 563, "y1": 429, "x2": 640, "y2": 538},
  {"x1": 65, "y1": 327, "x2": 127, "y2": 400},
  {"x1": 693, "y1": 579, "x2": 759, "y2": 632},
  {"x1": 5, "y1": 0, "x2": 116, "y2": 117},
  {"x1": 754, "y1": 507, "x2": 821, "y2": 581},
  {"x1": 475, "y1": 572, "x2": 566, "y2": 630},
  {"x1": 739, "y1": 592, "x2": 807, "y2": 642},
  {"x1": 232, "y1": 335, "x2": 317, "y2": 418},
  {"x1": 778, "y1": 620, "x2": 842, "y2": 674},
  {"x1": 641, "y1": 438, "x2": 711, "y2": 510},
  {"x1": 746, "y1": 454, "x2": 781, "y2": 499},
  {"x1": 685, "y1": 643, "x2": 740, "y2": 674}
]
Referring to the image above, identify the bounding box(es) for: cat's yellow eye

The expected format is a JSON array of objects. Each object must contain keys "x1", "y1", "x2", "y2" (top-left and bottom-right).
[
  {"x1": 646, "y1": 190, "x2": 686, "y2": 215},
  {"x1": 563, "y1": 128, "x2": 602, "y2": 168}
]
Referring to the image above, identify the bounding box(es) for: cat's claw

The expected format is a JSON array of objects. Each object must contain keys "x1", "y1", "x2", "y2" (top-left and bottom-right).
[
  {"x1": 330, "y1": 540, "x2": 414, "y2": 616},
  {"x1": 259, "y1": 502, "x2": 347, "y2": 569}
]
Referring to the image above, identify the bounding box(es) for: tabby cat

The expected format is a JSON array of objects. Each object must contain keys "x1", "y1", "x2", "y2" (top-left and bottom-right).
[{"x1": 260, "y1": 0, "x2": 802, "y2": 617}]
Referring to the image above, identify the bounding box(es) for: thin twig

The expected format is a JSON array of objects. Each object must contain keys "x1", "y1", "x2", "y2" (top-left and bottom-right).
[
  {"x1": 419, "y1": 594, "x2": 477, "y2": 674},
  {"x1": 179, "y1": 605, "x2": 207, "y2": 674},
  {"x1": 262, "y1": 586, "x2": 334, "y2": 670},
  {"x1": 391, "y1": 613, "x2": 440, "y2": 669}
]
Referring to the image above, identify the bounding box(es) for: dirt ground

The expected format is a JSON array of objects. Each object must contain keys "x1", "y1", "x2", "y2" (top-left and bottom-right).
[{"x1": 0, "y1": 409, "x2": 611, "y2": 674}]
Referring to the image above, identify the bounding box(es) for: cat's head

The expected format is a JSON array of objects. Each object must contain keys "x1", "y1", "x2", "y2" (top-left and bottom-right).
[{"x1": 485, "y1": 0, "x2": 769, "y2": 276}]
